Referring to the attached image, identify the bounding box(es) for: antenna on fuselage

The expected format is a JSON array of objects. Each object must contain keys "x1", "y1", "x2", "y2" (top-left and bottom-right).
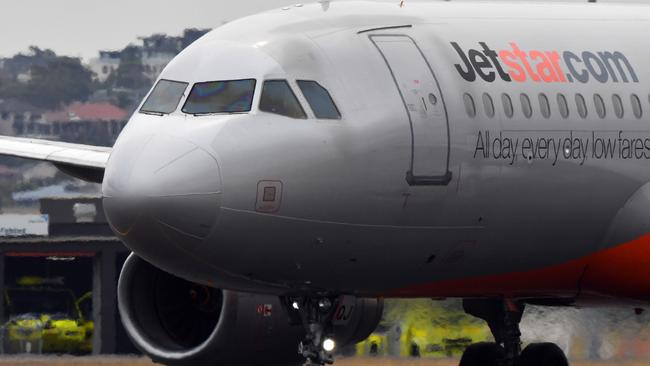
[
  {"x1": 319, "y1": 0, "x2": 330, "y2": 11},
  {"x1": 400, "y1": 0, "x2": 450, "y2": 6}
]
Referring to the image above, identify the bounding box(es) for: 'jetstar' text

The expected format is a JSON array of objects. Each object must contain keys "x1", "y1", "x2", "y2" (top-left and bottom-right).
[{"x1": 451, "y1": 42, "x2": 638, "y2": 84}]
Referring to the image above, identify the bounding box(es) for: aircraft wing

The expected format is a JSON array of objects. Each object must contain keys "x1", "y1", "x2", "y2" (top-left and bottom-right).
[{"x1": 0, "y1": 136, "x2": 111, "y2": 183}]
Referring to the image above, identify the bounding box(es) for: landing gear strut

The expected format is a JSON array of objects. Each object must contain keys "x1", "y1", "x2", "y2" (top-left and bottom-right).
[
  {"x1": 461, "y1": 299, "x2": 569, "y2": 366},
  {"x1": 290, "y1": 296, "x2": 340, "y2": 366}
]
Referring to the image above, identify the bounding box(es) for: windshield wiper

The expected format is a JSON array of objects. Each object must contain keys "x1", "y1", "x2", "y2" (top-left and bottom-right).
[
  {"x1": 190, "y1": 111, "x2": 246, "y2": 117},
  {"x1": 139, "y1": 110, "x2": 166, "y2": 117}
]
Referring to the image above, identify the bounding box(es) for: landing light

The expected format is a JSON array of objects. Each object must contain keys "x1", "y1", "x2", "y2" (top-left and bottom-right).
[
  {"x1": 318, "y1": 298, "x2": 332, "y2": 312},
  {"x1": 323, "y1": 338, "x2": 336, "y2": 352},
  {"x1": 292, "y1": 301, "x2": 300, "y2": 310}
]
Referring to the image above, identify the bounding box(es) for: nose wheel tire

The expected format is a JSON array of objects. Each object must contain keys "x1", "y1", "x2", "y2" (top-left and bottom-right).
[
  {"x1": 459, "y1": 342, "x2": 505, "y2": 366},
  {"x1": 518, "y1": 343, "x2": 569, "y2": 366}
]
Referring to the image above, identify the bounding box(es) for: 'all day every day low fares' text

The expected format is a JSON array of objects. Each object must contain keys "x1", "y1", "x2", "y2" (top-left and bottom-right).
[{"x1": 474, "y1": 130, "x2": 650, "y2": 165}]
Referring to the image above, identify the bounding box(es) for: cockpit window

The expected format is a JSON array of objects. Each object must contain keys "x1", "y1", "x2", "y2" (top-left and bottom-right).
[
  {"x1": 182, "y1": 79, "x2": 256, "y2": 115},
  {"x1": 259, "y1": 80, "x2": 306, "y2": 119},
  {"x1": 297, "y1": 80, "x2": 341, "y2": 119},
  {"x1": 140, "y1": 79, "x2": 188, "y2": 115}
]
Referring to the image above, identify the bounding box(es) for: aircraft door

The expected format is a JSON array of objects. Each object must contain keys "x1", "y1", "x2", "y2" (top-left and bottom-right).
[{"x1": 370, "y1": 35, "x2": 451, "y2": 186}]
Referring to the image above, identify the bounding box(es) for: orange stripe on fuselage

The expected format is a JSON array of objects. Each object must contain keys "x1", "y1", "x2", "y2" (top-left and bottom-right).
[
  {"x1": 386, "y1": 233, "x2": 650, "y2": 303},
  {"x1": 582, "y1": 232, "x2": 650, "y2": 302}
]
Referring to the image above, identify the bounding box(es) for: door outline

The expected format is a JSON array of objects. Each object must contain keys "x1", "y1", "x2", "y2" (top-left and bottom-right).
[{"x1": 369, "y1": 34, "x2": 452, "y2": 186}]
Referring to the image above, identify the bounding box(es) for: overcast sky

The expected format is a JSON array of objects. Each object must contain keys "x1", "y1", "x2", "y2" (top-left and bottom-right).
[{"x1": 0, "y1": 0, "x2": 644, "y2": 62}]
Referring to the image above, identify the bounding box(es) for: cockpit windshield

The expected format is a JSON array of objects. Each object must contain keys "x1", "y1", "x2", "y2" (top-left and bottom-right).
[
  {"x1": 182, "y1": 79, "x2": 256, "y2": 115},
  {"x1": 259, "y1": 80, "x2": 306, "y2": 119},
  {"x1": 140, "y1": 79, "x2": 189, "y2": 115}
]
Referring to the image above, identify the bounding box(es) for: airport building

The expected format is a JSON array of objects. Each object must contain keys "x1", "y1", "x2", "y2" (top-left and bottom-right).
[{"x1": 0, "y1": 197, "x2": 137, "y2": 355}]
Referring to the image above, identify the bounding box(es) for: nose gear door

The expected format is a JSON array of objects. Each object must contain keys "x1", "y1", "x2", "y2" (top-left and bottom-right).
[{"x1": 370, "y1": 34, "x2": 451, "y2": 186}]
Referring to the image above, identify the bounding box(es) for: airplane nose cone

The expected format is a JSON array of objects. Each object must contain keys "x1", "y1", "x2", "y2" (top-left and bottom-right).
[
  {"x1": 104, "y1": 134, "x2": 222, "y2": 197},
  {"x1": 103, "y1": 134, "x2": 222, "y2": 246}
]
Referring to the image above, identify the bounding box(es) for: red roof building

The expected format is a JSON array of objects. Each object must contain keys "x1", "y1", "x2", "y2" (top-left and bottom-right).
[{"x1": 44, "y1": 102, "x2": 128, "y2": 123}]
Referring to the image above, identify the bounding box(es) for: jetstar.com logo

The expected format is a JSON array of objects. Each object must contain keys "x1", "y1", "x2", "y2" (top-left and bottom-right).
[{"x1": 451, "y1": 42, "x2": 638, "y2": 84}]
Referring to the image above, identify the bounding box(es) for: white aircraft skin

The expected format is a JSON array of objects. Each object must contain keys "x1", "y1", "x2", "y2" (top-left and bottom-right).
[
  {"x1": 104, "y1": 0, "x2": 650, "y2": 302},
  {"x1": 3, "y1": 2, "x2": 650, "y2": 365}
]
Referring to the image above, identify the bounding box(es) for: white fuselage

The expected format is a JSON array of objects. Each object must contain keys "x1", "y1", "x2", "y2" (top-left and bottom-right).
[{"x1": 103, "y1": 1, "x2": 650, "y2": 303}]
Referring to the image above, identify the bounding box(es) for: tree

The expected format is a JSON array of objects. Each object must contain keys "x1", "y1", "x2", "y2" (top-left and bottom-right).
[
  {"x1": 27, "y1": 46, "x2": 56, "y2": 60},
  {"x1": 0, "y1": 47, "x2": 95, "y2": 109},
  {"x1": 113, "y1": 46, "x2": 149, "y2": 90},
  {"x1": 24, "y1": 56, "x2": 95, "y2": 109}
]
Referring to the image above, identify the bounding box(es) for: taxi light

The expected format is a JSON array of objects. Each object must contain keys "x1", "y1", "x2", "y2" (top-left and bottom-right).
[{"x1": 323, "y1": 338, "x2": 335, "y2": 352}]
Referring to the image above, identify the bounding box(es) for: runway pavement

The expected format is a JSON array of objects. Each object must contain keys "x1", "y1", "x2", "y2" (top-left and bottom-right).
[
  {"x1": 0, "y1": 357, "x2": 647, "y2": 366},
  {"x1": 0, "y1": 356, "x2": 153, "y2": 365},
  {"x1": 337, "y1": 359, "x2": 650, "y2": 366}
]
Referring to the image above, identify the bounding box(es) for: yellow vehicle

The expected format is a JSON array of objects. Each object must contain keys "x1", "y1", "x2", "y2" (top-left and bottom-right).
[
  {"x1": 75, "y1": 291, "x2": 94, "y2": 353},
  {"x1": 356, "y1": 333, "x2": 388, "y2": 357},
  {"x1": 3, "y1": 286, "x2": 91, "y2": 354},
  {"x1": 356, "y1": 299, "x2": 492, "y2": 358},
  {"x1": 399, "y1": 319, "x2": 490, "y2": 358},
  {"x1": 3, "y1": 313, "x2": 44, "y2": 354}
]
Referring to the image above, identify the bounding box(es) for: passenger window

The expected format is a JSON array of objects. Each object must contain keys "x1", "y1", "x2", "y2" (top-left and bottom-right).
[
  {"x1": 141, "y1": 79, "x2": 189, "y2": 115},
  {"x1": 539, "y1": 93, "x2": 551, "y2": 119},
  {"x1": 429, "y1": 93, "x2": 438, "y2": 106},
  {"x1": 631, "y1": 94, "x2": 643, "y2": 119},
  {"x1": 612, "y1": 94, "x2": 624, "y2": 118},
  {"x1": 464, "y1": 93, "x2": 476, "y2": 118},
  {"x1": 594, "y1": 94, "x2": 606, "y2": 119},
  {"x1": 575, "y1": 94, "x2": 587, "y2": 119},
  {"x1": 260, "y1": 80, "x2": 306, "y2": 119},
  {"x1": 296, "y1": 80, "x2": 341, "y2": 119},
  {"x1": 483, "y1": 93, "x2": 495, "y2": 118},
  {"x1": 557, "y1": 94, "x2": 569, "y2": 119},
  {"x1": 502, "y1": 93, "x2": 514, "y2": 118},
  {"x1": 520, "y1": 94, "x2": 533, "y2": 119}
]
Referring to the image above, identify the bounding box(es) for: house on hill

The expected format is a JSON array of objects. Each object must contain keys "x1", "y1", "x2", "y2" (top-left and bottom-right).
[{"x1": 11, "y1": 102, "x2": 128, "y2": 146}]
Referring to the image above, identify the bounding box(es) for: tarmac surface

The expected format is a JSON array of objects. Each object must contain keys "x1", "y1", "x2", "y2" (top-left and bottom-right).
[{"x1": 0, "y1": 357, "x2": 647, "y2": 366}]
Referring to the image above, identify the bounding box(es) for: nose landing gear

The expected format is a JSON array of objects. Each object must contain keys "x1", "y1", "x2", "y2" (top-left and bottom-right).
[
  {"x1": 291, "y1": 297, "x2": 339, "y2": 366},
  {"x1": 461, "y1": 299, "x2": 569, "y2": 366}
]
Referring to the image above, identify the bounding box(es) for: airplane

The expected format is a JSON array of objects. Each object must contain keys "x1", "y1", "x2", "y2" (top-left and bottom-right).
[{"x1": 0, "y1": 1, "x2": 649, "y2": 365}]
